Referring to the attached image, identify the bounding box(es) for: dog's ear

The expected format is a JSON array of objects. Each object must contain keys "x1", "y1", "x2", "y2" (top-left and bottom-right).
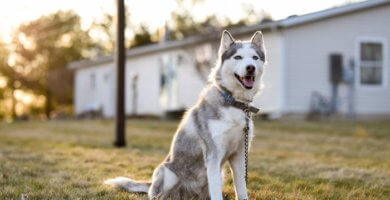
[
  {"x1": 250, "y1": 31, "x2": 265, "y2": 51},
  {"x1": 219, "y1": 30, "x2": 235, "y2": 56}
]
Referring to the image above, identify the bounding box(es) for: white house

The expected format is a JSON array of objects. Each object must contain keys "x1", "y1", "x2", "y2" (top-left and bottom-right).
[{"x1": 69, "y1": 0, "x2": 390, "y2": 118}]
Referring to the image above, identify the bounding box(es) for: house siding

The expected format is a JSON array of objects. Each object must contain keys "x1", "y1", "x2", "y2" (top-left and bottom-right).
[
  {"x1": 251, "y1": 32, "x2": 283, "y2": 115},
  {"x1": 124, "y1": 53, "x2": 163, "y2": 116},
  {"x1": 283, "y1": 4, "x2": 390, "y2": 114},
  {"x1": 176, "y1": 49, "x2": 208, "y2": 109},
  {"x1": 74, "y1": 64, "x2": 115, "y2": 117},
  {"x1": 73, "y1": 32, "x2": 283, "y2": 118}
]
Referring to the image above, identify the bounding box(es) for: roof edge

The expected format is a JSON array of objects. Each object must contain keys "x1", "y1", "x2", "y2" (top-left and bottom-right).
[
  {"x1": 280, "y1": 0, "x2": 390, "y2": 27},
  {"x1": 68, "y1": 22, "x2": 277, "y2": 70},
  {"x1": 69, "y1": 0, "x2": 390, "y2": 70}
]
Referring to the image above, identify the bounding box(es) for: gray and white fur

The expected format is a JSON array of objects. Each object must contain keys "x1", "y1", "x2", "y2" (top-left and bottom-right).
[{"x1": 104, "y1": 30, "x2": 266, "y2": 200}]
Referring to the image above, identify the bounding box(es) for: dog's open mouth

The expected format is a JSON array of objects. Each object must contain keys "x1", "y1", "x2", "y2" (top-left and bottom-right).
[{"x1": 234, "y1": 73, "x2": 255, "y2": 89}]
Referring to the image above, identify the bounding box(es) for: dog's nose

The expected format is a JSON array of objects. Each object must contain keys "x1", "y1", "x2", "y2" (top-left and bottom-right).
[{"x1": 246, "y1": 65, "x2": 255, "y2": 73}]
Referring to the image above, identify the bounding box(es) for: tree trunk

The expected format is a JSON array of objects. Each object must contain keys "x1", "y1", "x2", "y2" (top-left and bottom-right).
[
  {"x1": 11, "y1": 86, "x2": 16, "y2": 120},
  {"x1": 45, "y1": 89, "x2": 52, "y2": 119}
]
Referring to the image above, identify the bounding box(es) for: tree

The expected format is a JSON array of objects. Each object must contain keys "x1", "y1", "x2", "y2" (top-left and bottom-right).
[
  {"x1": 129, "y1": 25, "x2": 154, "y2": 48},
  {"x1": 0, "y1": 40, "x2": 24, "y2": 119},
  {"x1": 13, "y1": 10, "x2": 94, "y2": 118},
  {"x1": 91, "y1": 11, "x2": 155, "y2": 52},
  {"x1": 168, "y1": 1, "x2": 272, "y2": 40},
  {"x1": 0, "y1": 40, "x2": 10, "y2": 119},
  {"x1": 90, "y1": 13, "x2": 116, "y2": 54}
]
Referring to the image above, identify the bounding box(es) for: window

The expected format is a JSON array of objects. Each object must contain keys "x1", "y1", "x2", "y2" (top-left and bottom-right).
[
  {"x1": 159, "y1": 54, "x2": 178, "y2": 110},
  {"x1": 357, "y1": 38, "x2": 387, "y2": 87}
]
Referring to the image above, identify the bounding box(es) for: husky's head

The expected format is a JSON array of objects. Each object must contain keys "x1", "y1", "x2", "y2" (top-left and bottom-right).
[{"x1": 210, "y1": 30, "x2": 266, "y2": 101}]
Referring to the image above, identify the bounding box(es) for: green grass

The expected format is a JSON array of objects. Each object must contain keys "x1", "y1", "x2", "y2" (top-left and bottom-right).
[{"x1": 0, "y1": 119, "x2": 389, "y2": 199}]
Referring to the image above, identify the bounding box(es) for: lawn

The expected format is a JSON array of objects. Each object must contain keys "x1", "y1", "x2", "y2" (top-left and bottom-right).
[{"x1": 0, "y1": 119, "x2": 389, "y2": 200}]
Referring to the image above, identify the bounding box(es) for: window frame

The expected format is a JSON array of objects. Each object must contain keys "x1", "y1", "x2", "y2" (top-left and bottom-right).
[{"x1": 355, "y1": 37, "x2": 388, "y2": 89}]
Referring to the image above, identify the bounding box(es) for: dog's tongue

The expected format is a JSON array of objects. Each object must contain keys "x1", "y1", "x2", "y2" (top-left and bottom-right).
[{"x1": 242, "y1": 76, "x2": 254, "y2": 87}]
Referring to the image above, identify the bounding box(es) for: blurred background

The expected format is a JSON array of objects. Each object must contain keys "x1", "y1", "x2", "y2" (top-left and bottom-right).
[
  {"x1": 1, "y1": 0, "x2": 389, "y2": 121},
  {"x1": 1, "y1": 1, "x2": 390, "y2": 199}
]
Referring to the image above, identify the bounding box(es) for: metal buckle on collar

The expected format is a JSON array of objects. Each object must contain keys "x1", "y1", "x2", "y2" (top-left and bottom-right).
[
  {"x1": 225, "y1": 94, "x2": 235, "y2": 105},
  {"x1": 244, "y1": 109, "x2": 251, "y2": 120},
  {"x1": 243, "y1": 103, "x2": 250, "y2": 112},
  {"x1": 217, "y1": 85, "x2": 260, "y2": 115}
]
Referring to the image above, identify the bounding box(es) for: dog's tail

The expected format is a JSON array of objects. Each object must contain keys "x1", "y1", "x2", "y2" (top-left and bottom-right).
[{"x1": 104, "y1": 177, "x2": 151, "y2": 193}]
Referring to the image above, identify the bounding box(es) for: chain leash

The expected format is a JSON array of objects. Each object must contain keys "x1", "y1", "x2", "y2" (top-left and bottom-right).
[
  {"x1": 215, "y1": 85, "x2": 259, "y2": 200},
  {"x1": 243, "y1": 108, "x2": 251, "y2": 184}
]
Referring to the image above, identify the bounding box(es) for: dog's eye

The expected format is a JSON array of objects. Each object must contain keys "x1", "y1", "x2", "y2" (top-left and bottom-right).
[
  {"x1": 234, "y1": 55, "x2": 242, "y2": 60},
  {"x1": 253, "y1": 56, "x2": 259, "y2": 60}
]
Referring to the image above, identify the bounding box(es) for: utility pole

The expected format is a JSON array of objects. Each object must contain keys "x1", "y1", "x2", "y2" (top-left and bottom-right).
[{"x1": 114, "y1": 0, "x2": 126, "y2": 147}]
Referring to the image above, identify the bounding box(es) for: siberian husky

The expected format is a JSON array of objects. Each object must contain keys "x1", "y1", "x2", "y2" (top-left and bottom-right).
[{"x1": 105, "y1": 30, "x2": 266, "y2": 200}]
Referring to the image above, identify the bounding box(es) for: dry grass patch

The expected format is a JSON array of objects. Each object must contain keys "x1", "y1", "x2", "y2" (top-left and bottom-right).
[{"x1": 0, "y1": 119, "x2": 389, "y2": 199}]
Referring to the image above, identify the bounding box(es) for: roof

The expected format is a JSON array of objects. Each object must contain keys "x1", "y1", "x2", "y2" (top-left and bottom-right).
[
  {"x1": 69, "y1": 0, "x2": 390, "y2": 70},
  {"x1": 280, "y1": 0, "x2": 389, "y2": 27}
]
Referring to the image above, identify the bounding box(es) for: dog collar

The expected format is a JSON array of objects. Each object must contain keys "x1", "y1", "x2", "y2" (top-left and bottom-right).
[{"x1": 216, "y1": 85, "x2": 260, "y2": 114}]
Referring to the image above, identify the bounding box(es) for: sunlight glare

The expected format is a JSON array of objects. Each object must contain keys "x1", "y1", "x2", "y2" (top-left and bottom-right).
[
  {"x1": 0, "y1": 0, "x2": 361, "y2": 43},
  {"x1": 14, "y1": 90, "x2": 34, "y2": 104},
  {"x1": 0, "y1": 77, "x2": 6, "y2": 88}
]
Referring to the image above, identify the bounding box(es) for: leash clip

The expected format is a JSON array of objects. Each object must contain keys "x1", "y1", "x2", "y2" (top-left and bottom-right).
[{"x1": 224, "y1": 93, "x2": 235, "y2": 106}]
